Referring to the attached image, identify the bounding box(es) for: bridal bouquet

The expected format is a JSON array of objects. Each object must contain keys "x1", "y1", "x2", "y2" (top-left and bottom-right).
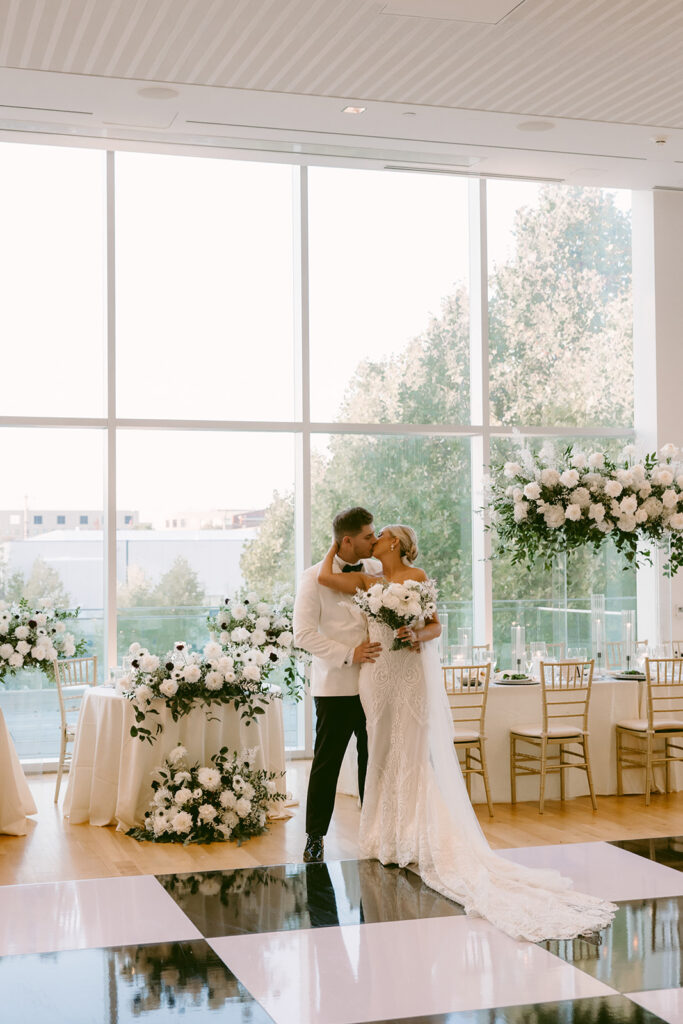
[
  {"x1": 354, "y1": 580, "x2": 438, "y2": 650},
  {"x1": 128, "y1": 745, "x2": 286, "y2": 844},
  {"x1": 121, "y1": 639, "x2": 277, "y2": 745},
  {"x1": 207, "y1": 591, "x2": 309, "y2": 702},
  {"x1": 0, "y1": 598, "x2": 85, "y2": 683},
  {"x1": 488, "y1": 441, "x2": 683, "y2": 575}
]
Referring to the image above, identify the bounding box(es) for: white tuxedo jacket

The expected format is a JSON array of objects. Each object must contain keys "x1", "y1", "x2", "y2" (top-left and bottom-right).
[{"x1": 293, "y1": 556, "x2": 382, "y2": 697}]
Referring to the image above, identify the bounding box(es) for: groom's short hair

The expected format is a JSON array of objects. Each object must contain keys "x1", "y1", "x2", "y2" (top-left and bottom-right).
[{"x1": 333, "y1": 506, "x2": 373, "y2": 543}]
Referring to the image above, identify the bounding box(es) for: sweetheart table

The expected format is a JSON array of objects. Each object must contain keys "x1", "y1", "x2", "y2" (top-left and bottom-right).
[
  {"x1": 63, "y1": 687, "x2": 289, "y2": 831},
  {"x1": 0, "y1": 707, "x2": 37, "y2": 835}
]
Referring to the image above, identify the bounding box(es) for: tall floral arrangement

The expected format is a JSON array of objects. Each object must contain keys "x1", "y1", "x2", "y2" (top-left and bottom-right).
[
  {"x1": 122, "y1": 639, "x2": 277, "y2": 744},
  {"x1": 488, "y1": 442, "x2": 683, "y2": 575},
  {"x1": 207, "y1": 591, "x2": 309, "y2": 701},
  {"x1": 0, "y1": 598, "x2": 86, "y2": 683}
]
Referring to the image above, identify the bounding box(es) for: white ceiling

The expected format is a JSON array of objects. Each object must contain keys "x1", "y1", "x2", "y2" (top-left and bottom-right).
[{"x1": 1, "y1": 0, "x2": 683, "y2": 188}]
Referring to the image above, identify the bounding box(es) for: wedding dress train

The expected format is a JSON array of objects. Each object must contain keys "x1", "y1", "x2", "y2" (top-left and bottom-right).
[{"x1": 358, "y1": 621, "x2": 617, "y2": 942}]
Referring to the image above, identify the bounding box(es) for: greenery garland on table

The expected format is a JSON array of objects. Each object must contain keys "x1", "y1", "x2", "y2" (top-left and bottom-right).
[
  {"x1": 206, "y1": 591, "x2": 309, "y2": 702},
  {"x1": 121, "y1": 640, "x2": 278, "y2": 745},
  {"x1": 487, "y1": 441, "x2": 683, "y2": 576},
  {"x1": 127, "y1": 745, "x2": 286, "y2": 844},
  {"x1": 0, "y1": 598, "x2": 86, "y2": 683}
]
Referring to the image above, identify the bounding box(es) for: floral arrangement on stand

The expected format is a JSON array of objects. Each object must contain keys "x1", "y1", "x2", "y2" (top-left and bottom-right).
[
  {"x1": 488, "y1": 441, "x2": 683, "y2": 575},
  {"x1": 207, "y1": 591, "x2": 309, "y2": 701},
  {"x1": 128, "y1": 744, "x2": 286, "y2": 844},
  {"x1": 121, "y1": 640, "x2": 278, "y2": 745},
  {"x1": 354, "y1": 579, "x2": 438, "y2": 650},
  {"x1": 0, "y1": 598, "x2": 85, "y2": 683}
]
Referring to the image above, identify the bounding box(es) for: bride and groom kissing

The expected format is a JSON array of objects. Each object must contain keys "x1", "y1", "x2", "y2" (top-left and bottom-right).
[{"x1": 292, "y1": 505, "x2": 618, "y2": 942}]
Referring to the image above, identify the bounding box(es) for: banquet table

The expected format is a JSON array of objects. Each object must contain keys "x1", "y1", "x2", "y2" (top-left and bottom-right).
[
  {"x1": 0, "y1": 707, "x2": 37, "y2": 835},
  {"x1": 63, "y1": 687, "x2": 289, "y2": 830},
  {"x1": 337, "y1": 675, "x2": 667, "y2": 804}
]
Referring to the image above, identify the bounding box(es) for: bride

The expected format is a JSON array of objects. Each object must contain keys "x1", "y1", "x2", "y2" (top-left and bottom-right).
[{"x1": 318, "y1": 525, "x2": 617, "y2": 942}]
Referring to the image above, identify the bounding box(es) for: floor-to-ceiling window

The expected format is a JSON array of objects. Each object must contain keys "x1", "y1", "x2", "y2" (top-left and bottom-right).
[{"x1": 0, "y1": 141, "x2": 634, "y2": 761}]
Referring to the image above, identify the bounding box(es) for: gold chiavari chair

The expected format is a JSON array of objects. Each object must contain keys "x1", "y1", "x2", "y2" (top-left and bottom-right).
[
  {"x1": 53, "y1": 655, "x2": 97, "y2": 802},
  {"x1": 544, "y1": 642, "x2": 566, "y2": 661},
  {"x1": 605, "y1": 639, "x2": 648, "y2": 669},
  {"x1": 510, "y1": 659, "x2": 597, "y2": 814},
  {"x1": 616, "y1": 657, "x2": 683, "y2": 805},
  {"x1": 442, "y1": 662, "x2": 493, "y2": 817}
]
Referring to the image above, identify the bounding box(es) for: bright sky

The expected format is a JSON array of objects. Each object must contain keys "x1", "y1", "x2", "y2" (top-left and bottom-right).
[{"x1": 0, "y1": 141, "x2": 631, "y2": 519}]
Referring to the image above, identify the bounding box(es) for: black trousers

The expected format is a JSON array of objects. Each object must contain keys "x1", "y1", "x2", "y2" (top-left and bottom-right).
[{"x1": 305, "y1": 695, "x2": 368, "y2": 837}]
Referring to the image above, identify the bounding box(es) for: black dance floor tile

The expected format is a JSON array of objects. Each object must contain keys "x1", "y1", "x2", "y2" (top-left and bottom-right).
[
  {"x1": 0, "y1": 938, "x2": 274, "y2": 1024},
  {"x1": 156, "y1": 859, "x2": 464, "y2": 938},
  {"x1": 541, "y1": 897, "x2": 683, "y2": 994},
  {"x1": 611, "y1": 836, "x2": 683, "y2": 872},
  {"x1": 368, "y1": 994, "x2": 667, "y2": 1023}
]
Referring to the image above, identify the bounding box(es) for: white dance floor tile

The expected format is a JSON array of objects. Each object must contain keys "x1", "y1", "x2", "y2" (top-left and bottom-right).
[
  {"x1": 499, "y1": 841, "x2": 683, "y2": 902},
  {"x1": 627, "y1": 988, "x2": 683, "y2": 1023},
  {"x1": 210, "y1": 915, "x2": 616, "y2": 1024},
  {"x1": 0, "y1": 875, "x2": 201, "y2": 956}
]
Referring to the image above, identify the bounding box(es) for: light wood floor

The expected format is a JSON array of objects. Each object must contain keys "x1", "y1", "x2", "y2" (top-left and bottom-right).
[{"x1": 3, "y1": 762, "x2": 683, "y2": 888}]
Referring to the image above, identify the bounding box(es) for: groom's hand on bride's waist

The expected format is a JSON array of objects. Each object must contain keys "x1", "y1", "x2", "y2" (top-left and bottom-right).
[{"x1": 352, "y1": 641, "x2": 382, "y2": 664}]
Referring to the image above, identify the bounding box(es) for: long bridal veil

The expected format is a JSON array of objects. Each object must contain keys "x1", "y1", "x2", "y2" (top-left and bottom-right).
[{"x1": 416, "y1": 639, "x2": 617, "y2": 942}]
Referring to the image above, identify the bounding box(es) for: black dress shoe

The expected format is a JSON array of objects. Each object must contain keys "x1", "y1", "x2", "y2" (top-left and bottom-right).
[{"x1": 303, "y1": 834, "x2": 324, "y2": 862}]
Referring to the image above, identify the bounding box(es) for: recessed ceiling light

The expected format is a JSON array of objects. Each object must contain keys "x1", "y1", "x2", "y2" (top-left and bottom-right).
[
  {"x1": 342, "y1": 105, "x2": 366, "y2": 114},
  {"x1": 516, "y1": 120, "x2": 555, "y2": 132},
  {"x1": 137, "y1": 86, "x2": 179, "y2": 100}
]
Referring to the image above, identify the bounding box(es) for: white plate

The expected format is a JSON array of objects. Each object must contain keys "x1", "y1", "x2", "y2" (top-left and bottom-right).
[
  {"x1": 607, "y1": 670, "x2": 646, "y2": 681},
  {"x1": 494, "y1": 674, "x2": 538, "y2": 685}
]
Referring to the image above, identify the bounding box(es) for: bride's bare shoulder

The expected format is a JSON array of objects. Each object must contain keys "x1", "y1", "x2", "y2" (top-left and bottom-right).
[{"x1": 402, "y1": 567, "x2": 427, "y2": 582}]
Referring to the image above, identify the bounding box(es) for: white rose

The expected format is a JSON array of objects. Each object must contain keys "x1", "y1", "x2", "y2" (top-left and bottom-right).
[
  {"x1": 222, "y1": 811, "x2": 239, "y2": 830},
  {"x1": 639, "y1": 482, "x2": 652, "y2": 498},
  {"x1": 368, "y1": 597, "x2": 382, "y2": 614},
  {"x1": 255, "y1": 616, "x2": 271, "y2": 630},
  {"x1": 31, "y1": 645, "x2": 48, "y2": 660},
  {"x1": 152, "y1": 814, "x2": 169, "y2": 836},
  {"x1": 598, "y1": 520, "x2": 613, "y2": 533},
  {"x1": 198, "y1": 804, "x2": 217, "y2": 822},
  {"x1": 620, "y1": 494, "x2": 638, "y2": 515},
  {"x1": 231, "y1": 603, "x2": 248, "y2": 620},
  {"x1": 635, "y1": 508, "x2": 648, "y2": 523},
  {"x1": 571, "y1": 487, "x2": 591, "y2": 508},
  {"x1": 523, "y1": 482, "x2": 541, "y2": 500},
  {"x1": 604, "y1": 480, "x2": 623, "y2": 498},
  {"x1": 513, "y1": 502, "x2": 529, "y2": 522},
  {"x1": 243, "y1": 663, "x2": 261, "y2": 682},
  {"x1": 231, "y1": 627, "x2": 250, "y2": 643},
  {"x1": 630, "y1": 464, "x2": 646, "y2": 484},
  {"x1": 660, "y1": 443, "x2": 678, "y2": 459},
  {"x1": 277, "y1": 631, "x2": 293, "y2": 648},
  {"x1": 265, "y1": 780, "x2": 277, "y2": 795},
  {"x1": 654, "y1": 468, "x2": 674, "y2": 486},
  {"x1": 197, "y1": 767, "x2": 221, "y2": 790},
  {"x1": 642, "y1": 496, "x2": 664, "y2": 518},
  {"x1": 582, "y1": 473, "x2": 604, "y2": 492},
  {"x1": 382, "y1": 593, "x2": 401, "y2": 611},
  {"x1": 242, "y1": 782, "x2": 255, "y2": 800},
  {"x1": 669, "y1": 512, "x2": 683, "y2": 530},
  {"x1": 170, "y1": 811, "x2": 193, "y2": 834},
  {"x1": 183, "y1": 664, "x2": 201, "y2": 683},
  {"x1": 15, "y1": 625, "x2": 30, "y2": 641},
  {"x1": 512, "y1": 487, "x2": 524, "y2": 503},
  {"x1": 203, "y1": 642, "x2": 222, "y2": 661},
  {"x1": 174, "y1": 787, "x2": 193, "y2": 805},
  {"x1": 560, "y1": 469, "x2": 580, "y2": 488},
  {"x1": 0, "y1": 643, "x2": 13, "y2": 660},
  {"x1": 140, "y1": 653, "x2": 160, "y2": 672},
  {"x1": 223, "y1": 669, "x2": 236, "y2": 682},
  {"x1": 159, "y1": 678, "x2": 178, "y2": 698},
  {"x1": 256, "y1": 603, "x2": 271, "y2": 615},
  {"x1": 540, "y1": 468, "x2": 561, "y2": 487},
  {"x1": 570, "y1": 452, "x2": 587, "y2": 469},
  {"x1": 503, "y1": 462, "x2": 523, "y2": 478},
  {"x1": 204, "y1": 670, "x2": 223, "y2": 691},
  {"x1": 676, "y1": 476, "x2": 683, "y2": 490},
  {"x1": 616, "y1": 468, "x2": 634, "y2": 487},
  {"x1": 15, "y1": 640, "x2": 31, "y2": 655},
  {"x1": 235, "y1": 797, "x2": 252, "y2": 818},
  {"x1": 129, "y1": 642, "x2": 143, "y2": 656},
  {"x1": 63, "y1": 639, "x2": 76, "y2": 657},
  {"x1": 543, "y1": 505, "x2": 565, "y2": 528},
  {"x1": 167, "y1": 745, "x2": 187, "y2": 765},
  {"x1": 565, "y1": 504, "x2": 582, "y2": 522},
  {"x1": 588, "y1": 452, "x2": 605, "y2": 469},
  {"x1": 220, "y1": 790, "x2": 237, "y2": 809},
  {"x1": 251, "y1": 630, "x2": 267, "y2": 646},
  {"x1": 134, "y1": 683, "x2": 153, "y2": 706},
  {"x1": 617, "y1": 515, "x2": 637, "y2": 532},
  {"x1": 662, "y1": 489, "x2": 678, "y2": 508},
  {"x1": 246, "y1": 592, "x2": 259, "y2": 604}
]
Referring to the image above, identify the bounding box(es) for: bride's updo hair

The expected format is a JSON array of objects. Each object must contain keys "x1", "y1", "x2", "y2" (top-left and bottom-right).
[{"x1": 384, "y1": 525, "x2": 419, "y2": 564}]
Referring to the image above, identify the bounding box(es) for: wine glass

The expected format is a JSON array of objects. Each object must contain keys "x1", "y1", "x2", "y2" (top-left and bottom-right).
[{"x1": 567, "y1": 647, "x2": 588, "y2": 662}]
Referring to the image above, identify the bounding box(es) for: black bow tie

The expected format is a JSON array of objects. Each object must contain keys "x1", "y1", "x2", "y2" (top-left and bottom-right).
[{"x1": 342, "y1": 562, "x2": 363, "y2": 573}]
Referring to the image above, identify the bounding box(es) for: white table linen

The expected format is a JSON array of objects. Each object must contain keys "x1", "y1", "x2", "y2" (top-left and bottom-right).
[
  {"x1": 0, "y1": 708, "x2": 37, "y2": 835},
  {"x1": 337, "y1": 677, "x2": 657, "y2": 803},
  {"x1": 63, "y1": 687, "x2": 288, "y2": 830}
]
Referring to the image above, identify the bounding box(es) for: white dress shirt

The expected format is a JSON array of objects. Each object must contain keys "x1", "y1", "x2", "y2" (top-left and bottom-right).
[{"x1": 293, "y1": 555, "x2": 383, "y2": 697}]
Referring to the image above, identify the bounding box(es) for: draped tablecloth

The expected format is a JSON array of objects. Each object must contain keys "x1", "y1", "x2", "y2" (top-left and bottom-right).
[
  {"x1": 63, "y1": 687, "x2": 288, "y2": 830},
  {"x1": 338, "y1": 676, "x2": 659, "y2": 804},
  {"x1": 0, "y1": 707, "x2": 37, "y2": 835}
]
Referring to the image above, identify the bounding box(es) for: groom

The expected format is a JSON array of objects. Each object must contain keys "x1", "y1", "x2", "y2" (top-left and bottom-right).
[{"x1": 293, "y1": 506, "x2": 382, "y2": 863}]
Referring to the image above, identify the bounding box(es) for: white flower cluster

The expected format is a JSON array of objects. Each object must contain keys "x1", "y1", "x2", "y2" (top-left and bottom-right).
[
  {"x1": 354, "y1": 579, "x2": 438, "y2": 651},
  {"x1": 495, "y1": 443, "x2": 683, "y2": 575},
  {"x1": 0, "y1": 598, "x2": 81, "y2": 682},
  {"x1": 132, "y1": 745, "x2": 285, "y2": 844}
]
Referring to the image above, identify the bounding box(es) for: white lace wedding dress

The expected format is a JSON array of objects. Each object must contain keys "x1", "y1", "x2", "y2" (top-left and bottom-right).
[{"x1": 358, "y1": 620, "x2": 617, "y2": 942}]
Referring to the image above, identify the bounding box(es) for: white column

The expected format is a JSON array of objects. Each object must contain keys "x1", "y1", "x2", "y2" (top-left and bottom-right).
[
  {"x1": 104, "y1": 151, "x2": 117, "y2": 674},
  {"x1": 632, "y1": 188, "x2": 683, "y2": 644}
]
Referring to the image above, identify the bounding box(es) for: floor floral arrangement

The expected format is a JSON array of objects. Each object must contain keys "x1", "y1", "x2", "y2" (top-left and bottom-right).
[
  {"x1": 128, "y1": 744, "x2": 286, "y2": 844},
  {"x1": 488, "y1": 441, "x2": 683, "y2": 575}
]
